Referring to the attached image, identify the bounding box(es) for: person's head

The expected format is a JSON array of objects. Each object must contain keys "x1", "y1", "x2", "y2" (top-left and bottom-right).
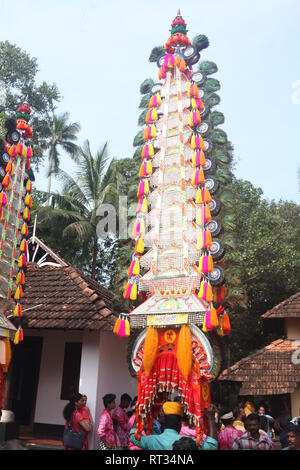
[
  {"x1": 233, "y1": 405, "x2": 245, "y2": 421},
  {"x1": 120, "y1": 393, "x2": 132, "y2": 409},
  {"x1": 220, "y1": 409, "x2": 234, "y2": 427},
  {"x1": 103, "y1": 393, "x2": 116, "y2": 411},
  {"x1": 172, "y1": 437, "x2": 198, "y2": 450},
  {"x1": 259, "y1": 415, "x2": 268, "y2": 432},
  {"x1": 63, "y1": 392, "x2": 85, "y2": 422},
  {"x1": 257, "y1": 402, "x2": 268, "y2": 416},
  {"x1": 286, "y1": 424, "x2": 300, "y2": 449},
  {"x1": 162, "y1": 401, "x2": 183, "y2": 433},
  {"x1": 82, "y1": 395, "x2": 87, "y2": 407},
  {"x1": 245, "y1": 413, "x2": 261, "y2": 437}
]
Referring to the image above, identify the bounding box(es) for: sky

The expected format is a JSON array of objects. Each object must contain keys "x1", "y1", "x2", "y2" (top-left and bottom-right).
[{"x1": 1, "y1": 0, "x2": 300, "y2": 203}]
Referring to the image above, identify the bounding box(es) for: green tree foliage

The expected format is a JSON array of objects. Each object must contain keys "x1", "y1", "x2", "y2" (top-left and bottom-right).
[
  {"x1": 228, "y1": 179, "x2": 300, "y2": 363},
  {"x1": 45, "y1": 112, "x2": 81, "y2": 204},
  {"x1": 0, "y1": 41, "x2": 61, "y2": 167}
]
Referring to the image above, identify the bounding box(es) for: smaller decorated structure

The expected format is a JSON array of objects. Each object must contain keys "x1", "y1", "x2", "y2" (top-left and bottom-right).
[{"x1": 0, "y1": 99, "x2": 34, "y2": 413}]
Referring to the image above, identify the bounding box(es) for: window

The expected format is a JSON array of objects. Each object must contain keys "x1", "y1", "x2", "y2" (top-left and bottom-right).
[{"x1": 60, "y1": 342, "x2": 82, "y2": 400}]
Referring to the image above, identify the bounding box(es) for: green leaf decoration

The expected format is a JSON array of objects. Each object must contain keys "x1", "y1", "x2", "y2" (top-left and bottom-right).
[
  {"x1": 140, "y1": 78, "x2": 155, "y2": 95},
  {"x1": 133, "y1": 130, "x2": 144, "y2": 147},
  {"x1": 212, "y1": 129, "x2": 228, "y2": 144},
  {"x1": 222, "y1": 234, "x2": 237, "y2": 249},
  {"x1": 138, "y1": 109, "x2": 148, "y2": 126},
  {"x1": 222, "y1": 214, "x2": 236, "y2": 230},
  {"x1": 205, "y1": 93, "x2": 221, "y2": 107},
  {"x1": 213, "y1": 148, "x2": 231, "y2": 165},
  {"x1": 139, "y1": 94, "x2": 151, "y2": 109},
  {"x1": 133, "y1": 146, "x2": 143, "y2": 160},
  {"x1": 199, "y1": 61, "x2": 218, "y2": 75},
  {"x1": 148, "y1": 46, "x2": 165, "y2": 63},
  {"x1": 215, "y1": 168, "x2": 232, "y2": 184},
  {"x1": 192, "y1": 34, "x2": 209, "y2": 52},
  {"x1": 203, "y1": 78, "x2": 221, "y2": 93},
  {"x1": 219, "y1": 190, "x2": 234, "y2": 207},
  {"x1": 209, "y1": 111, "x2": 225, "y2": 126}
]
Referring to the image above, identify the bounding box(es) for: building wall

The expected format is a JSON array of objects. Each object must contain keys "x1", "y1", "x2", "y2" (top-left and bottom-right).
[
  {"x1": 291, "y1": 383, "x2": 300, "y2": 417},
  {"x1": 286, "y1": 318, "x2": 300, "y2": 340},
  {"x1": 25, "y1": 329, "x2": 138, "y2": 449},
  {"x1": 28, "y1": 329, "x2": 83, "y2": 426}
]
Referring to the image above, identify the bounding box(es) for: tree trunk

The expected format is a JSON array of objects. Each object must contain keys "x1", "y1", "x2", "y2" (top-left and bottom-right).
[
  {"x1": 91, "y1": 236, "x2": 98, "y2": 279},
  {"x1": 46, "y1": 148, "x2": 54, "y2": 206}
]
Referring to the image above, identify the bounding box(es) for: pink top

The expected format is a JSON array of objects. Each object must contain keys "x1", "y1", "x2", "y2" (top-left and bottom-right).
[
  {"x1": 218, "y1": 425, "x2": 243, "y2": 450},
  {"x1": 180, "y1": 424, "x2": 207, "y2": 440},
  {"x1": 127, "y1": 414, "x2": 142, "y2": 450},
  {"x1": 112, "y1": 406, "x2": 129, "y2": 448},
  {"x1": 64, "y1": 409, "x2": 89, "y2": 450},
  {"x1": 98, "y1": 409, "x2": 117, "y2": 448}
]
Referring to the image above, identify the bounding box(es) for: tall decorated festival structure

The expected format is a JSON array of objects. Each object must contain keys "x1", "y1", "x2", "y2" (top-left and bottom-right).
[
  {"x1": 114, "y1": 12, "x2": 233, "y2": 444},
  {"x1": 0, "y1": 99, "x2": 34, "y2": 412}
]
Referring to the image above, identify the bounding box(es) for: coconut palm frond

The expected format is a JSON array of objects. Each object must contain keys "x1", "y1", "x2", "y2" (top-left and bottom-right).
[{"x1": 62, "y1": 220, "x2": 93, "y2": 240}]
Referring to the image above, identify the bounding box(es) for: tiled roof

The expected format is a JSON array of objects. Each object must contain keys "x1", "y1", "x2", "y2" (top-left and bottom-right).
[
  {"x1": 218, "y1": 339, "x2": 300, "y2": 395},
  {"x1": 18, "y1": 263, "x2": 116, "y2": 331},
  {"x1": 262, "y1": 292, "x2": 300, "y2": 320}
]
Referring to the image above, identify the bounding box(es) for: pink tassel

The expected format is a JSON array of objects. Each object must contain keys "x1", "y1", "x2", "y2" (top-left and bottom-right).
[{"x1": 118, "y1": 319, "x2": 126, "y2": 338}]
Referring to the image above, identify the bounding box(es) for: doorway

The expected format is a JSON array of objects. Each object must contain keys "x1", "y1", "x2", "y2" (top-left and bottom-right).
[{"x1": 11, "y1": 336, "x2": 43, "y2": 433}]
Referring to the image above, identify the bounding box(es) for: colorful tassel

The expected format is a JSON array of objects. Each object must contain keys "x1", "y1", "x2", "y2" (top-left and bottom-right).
[
  {"x1": 2, "y1": 173, "x2": 10, "y2": 188},
  {"x1": 146, "y1": 108, "x2": 158, "y2": 124},
  {"x1": 0, "y1": 191, "x2": 7, "y2": 206},
  {"x1": 125, "y1": 318, "x2": 130, "y2": 337},
  {"x1": 198, "y1": 254, "x2": 213, "y2": 273},
  {"x1": 143, "y1": 327, "x2": 159, "y2": 376},
  {"x1": 14, "y1": 285, "x2": 23, "y2": 300},
  {"x1": 113, "y1": 317, "x2": 121, "y2": 334},
  {"x1": 141, "y1": 143, "x2": 154, "y2": 159},
  {"x1": 25, "y1": 180, "x2": 32, "y2": 193},
  {"x1": 188, "y1": 110, "x2": 201, "y2": 127},
  {"x1": 195, "y1": 188, "x2": 211, "y2": 204},
  {"x1": 21, "y1": 222, "x2": 28, "y2": 236},
  {"x1": 221, "y1": 312, "x2": 231, "y2": 335},
  {"x1": 196, "y1": 205, "x2": 212, "y2": 225},
  {"x1": 179, "y1": 57, "x2": 186, "y2": 72},
  {"x1": 13, "y1": 327, "x2": 24, "y2": 345},
  {"x1": 23, "y1": 206, "x2": 30, "y2": 221},
  {"x1": 16, "y1": 271, "x2": 25, "y2": 286},
  {"x1": 136, "y1": 196, "x2": 148, "y2": 214},
  {"x1": 134, "y1": 238, "x2": 144, "y2": 255},
  {"x1": 24, "y1": 193, "x2": 32, "y2": 207},
  {"x1": 213, "y1": 285, "x2": 227, "y2": 303},
  {"x1": 192, "y1": 150, "x2": 206, "y2": 168},
  {"x1": 203, "y1": 307, "x2": 219, "y2": 331},
  {"x1": 149, "y1": 93, "x2": 162, "y2": 108},
  {"x1": 18, "y1": 254, "x2": 27, "y2": 268},
  {"x1": 187, "y1": 82, "x2": 199, "y2": 98},
  {"x1": 13, "y1": 303, "x2": 22, "y2": 317},
  {"x1": 139, "y1": 161, "x2": 152, "y2": 178},
  {"x1": 128, "y1": 258, "x2": 140, "y2": 276},
  {"x1": 190, "y1": 134, "x2": 205, "y2": 150},
  {"x1": 132, "y1": 218, "x2": 145, "y2": 238},
  {"x1": 137, "y1": 179, "x2": 149, "y2": 197},
  {"x1": 191, "y1": 168, "x2": 205, "y2": 187},
  {"x1": 198, "y1": 280, "x2": 213, "y2": 302},
  {"x1": 197, "y1": 230, "x2": 212, "y2": 249},
  {"x1": 143, "y1": 125, "x2": 157, "y2": 141},
  {"x1": 177, "y1": 325, "x2": 192, "y2": 380},
  {"x1": 20, "y1": 239, "x2": 27, "y2": 253}
]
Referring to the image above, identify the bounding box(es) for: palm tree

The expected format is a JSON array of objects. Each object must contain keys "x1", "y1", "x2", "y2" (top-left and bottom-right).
[
  {"x1": 38, "y1": 140, "x2": 123, "y2": 278},
  {"x1": 46, "y1": 112, "x2": 81, "y2": 205}
]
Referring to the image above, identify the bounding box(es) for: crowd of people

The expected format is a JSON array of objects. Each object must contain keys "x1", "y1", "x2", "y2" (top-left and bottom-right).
[{"x1": 62, "y1": 393, "x2": 300, "y2": 451}]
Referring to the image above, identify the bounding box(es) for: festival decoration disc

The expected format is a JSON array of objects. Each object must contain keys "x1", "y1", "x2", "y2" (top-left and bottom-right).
[{"x1": 191, "y1": 71, "x2": 205, "y2": 84}]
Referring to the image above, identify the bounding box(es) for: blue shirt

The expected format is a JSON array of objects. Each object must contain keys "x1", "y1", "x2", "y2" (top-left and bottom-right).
[{"x1": 130, "y1": 427, "x2": 218, "y2": 450}]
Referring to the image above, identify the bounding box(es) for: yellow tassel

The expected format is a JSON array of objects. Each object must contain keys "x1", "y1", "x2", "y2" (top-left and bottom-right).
[
  {"x1": 24, "y1": 193, "x2": 32, "y2": 207},
  {"x1": 210, "y1": 308, "x2": 219, "y2": 328},
  {"x1": 134, "y1": 238, "x2": 144, "y2": 255},
  {"x1": 130, "y1": 283, "x2": 137, "y2": 300},
  {"x1": 177, "y1": 325, "x2": 192, "y2": 380},
  {"x1": 150, "y1": 125, "x2": 157, "y2": 138},
  {"x1": 13, "y1": 330, "x2": 20, "y2": 345},
  {"x1": 143, "y1": 327, "x2": 159, "y2": 376},
  {"x1": 125, "y1": 318, "x2": 130, "y2": 337}
]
